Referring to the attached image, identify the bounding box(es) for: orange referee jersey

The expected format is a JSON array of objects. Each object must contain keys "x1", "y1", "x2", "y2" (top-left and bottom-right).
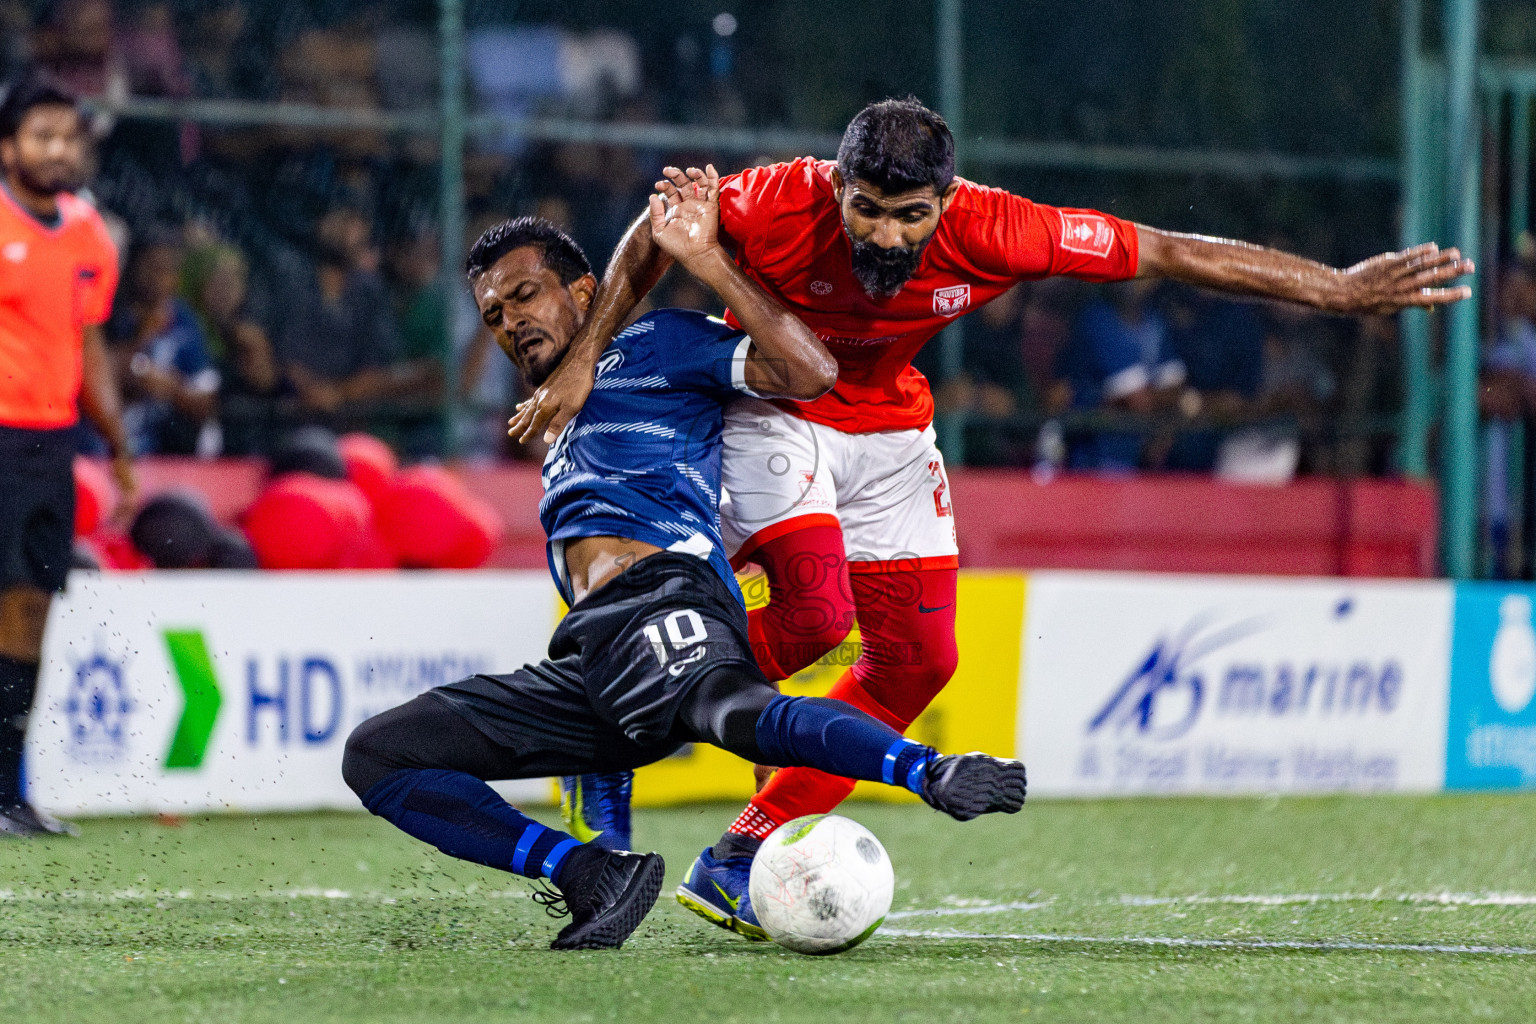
[{"x1": 0, "y1": 187, "x2": 118, "y2": 429}]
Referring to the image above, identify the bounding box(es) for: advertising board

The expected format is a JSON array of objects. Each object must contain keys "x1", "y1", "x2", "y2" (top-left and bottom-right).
[
  {"x1": 1020, "y1": 573, "x2": 1454, "y2": 797},
  {"x1": 27, "y1": 572, "x2": 557, "y2": 814},
  {"x1": 1445, "y1": 583, "x2": 1536, "y2": 790},
  {"x1": 31, "y1": 568, "x2": 1501, "y2": 815}
]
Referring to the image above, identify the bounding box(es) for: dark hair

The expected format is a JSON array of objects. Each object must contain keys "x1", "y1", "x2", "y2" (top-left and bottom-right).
[
  {"x1": 127, "y1": 224, "x2": 182, "y2": 261},
  {"x1": 837, "y1": 97, "x2": 955, "y2": 196},
  {"x1": 129, "y1": 492, "x2": 217, "y2": 569},
  {"x1": 130, "y1": 491, "x2": 259, "y2": 570},
  {"x1": 0, "y1": 71, "x2": 78, "y2": 140},
  {"x1": 464, "y1": 216, "x2": 591, "y2": 284},
  {"x1": 270, "y1": 425, "x2": 346, "y2": 480}
]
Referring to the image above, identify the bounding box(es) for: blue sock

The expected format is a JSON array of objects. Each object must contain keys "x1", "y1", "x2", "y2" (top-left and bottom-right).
[
  {"x1": 362, "y1": 768, "x2": 583, "y2": 883},
  {"x1": 754, "y1": 695, "x2": 935, "y2": 796}
]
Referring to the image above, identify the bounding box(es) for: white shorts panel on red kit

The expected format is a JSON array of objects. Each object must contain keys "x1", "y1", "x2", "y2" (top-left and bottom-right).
[{"x1": 719, "y1": 398, "x2": 958, "y2": 570}]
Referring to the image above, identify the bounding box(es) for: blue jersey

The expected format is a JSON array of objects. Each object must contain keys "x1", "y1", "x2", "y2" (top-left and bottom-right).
[{"x1": 540, "y1": 308, "x2": 759, "y2": 605}]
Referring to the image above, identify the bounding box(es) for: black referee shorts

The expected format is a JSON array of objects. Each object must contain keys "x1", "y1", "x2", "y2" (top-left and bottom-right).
[
  {"x1": 0, "y1": 425, "x2": 77, "y2": 593},
  {"x1": 427, "y1": 551, "x2": 768, "y2": 776}
]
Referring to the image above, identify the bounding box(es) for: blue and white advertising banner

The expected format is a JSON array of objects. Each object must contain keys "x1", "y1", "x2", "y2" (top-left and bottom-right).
[
  {"x1": 1445, "y1": 583, "x2": 1536, "y2": 790},
  {"x1": 26, "y1": 572, "x2": 559, "y2": 815},
  {"x1": 1019, "y1": 573, "x2": 1455, "y2": 797}
]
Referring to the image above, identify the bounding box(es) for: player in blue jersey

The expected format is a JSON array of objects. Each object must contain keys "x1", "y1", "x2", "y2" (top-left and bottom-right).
[{"x1": 341, "y1": 170, "x2": 1027, "y2": 950}]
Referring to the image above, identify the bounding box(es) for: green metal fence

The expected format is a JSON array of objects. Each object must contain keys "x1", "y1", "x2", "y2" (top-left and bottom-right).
[{"x1": 1401, "y1": 0, "x2": 1536, "y2": 578}]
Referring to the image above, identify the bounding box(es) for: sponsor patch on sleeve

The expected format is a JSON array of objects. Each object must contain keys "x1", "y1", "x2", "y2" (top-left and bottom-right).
[{"x1": 1059, "y1": 212, "x2": 1116, "y2": 258}]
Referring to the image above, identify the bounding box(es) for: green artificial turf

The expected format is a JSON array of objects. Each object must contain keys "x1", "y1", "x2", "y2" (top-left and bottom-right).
[{"x1": 2, "y1": 794, "x2": 1535, "y2": 1023}]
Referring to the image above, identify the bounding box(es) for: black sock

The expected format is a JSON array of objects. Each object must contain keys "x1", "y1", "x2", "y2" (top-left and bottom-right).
[
  {"x1": 713, "y1": 832, "x2": 763, "y2": 862},
  {"x1": 0, "y1": 655, "x2": 40, "y2": 805}
]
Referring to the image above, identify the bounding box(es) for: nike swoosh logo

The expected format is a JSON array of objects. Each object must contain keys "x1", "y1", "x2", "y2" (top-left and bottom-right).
[
  {"x1": 917, "y1": 603, "x2": 953, "y2": 614},
  {"x1": 711, "y1": 879, "x2": 743, "y2": 912},
  {"x1": 666, "y1": 646, "x2": 709, "y2": 676}
]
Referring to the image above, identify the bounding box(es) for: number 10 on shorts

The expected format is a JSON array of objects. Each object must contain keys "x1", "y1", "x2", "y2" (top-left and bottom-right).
[{"x1": 643, "y1": 609, "x2": 710, "y2": 667}]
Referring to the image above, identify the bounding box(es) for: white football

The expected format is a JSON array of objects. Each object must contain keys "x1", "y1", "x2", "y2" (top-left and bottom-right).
[{"x1": 748, "y1": 813, "x2": 895, "y2": 955}]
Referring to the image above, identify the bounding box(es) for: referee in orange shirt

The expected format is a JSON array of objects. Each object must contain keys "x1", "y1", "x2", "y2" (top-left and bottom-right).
[{"x1": 0, "y1": 74, "x2": 133, "y2": 837}]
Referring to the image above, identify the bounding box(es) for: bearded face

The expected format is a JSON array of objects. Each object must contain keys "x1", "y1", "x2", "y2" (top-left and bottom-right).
[
  {"x1": 2, "y1": 104, "x2": 86, "y2": 198},
  {"x1": 845, "y1": 229, "x2": 931, "y2": 299},
  {"x1": 834, "y1": 173, "x2": 948, "y2": 300}
]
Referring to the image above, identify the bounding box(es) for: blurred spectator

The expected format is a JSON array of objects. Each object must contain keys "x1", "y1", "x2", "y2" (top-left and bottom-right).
[
  {"x1": 375, "y1": 24, "x2": 437, "y2": 110},
  {"x1": 1481, "y1": 260, "x2": 1536, "y2": 422},
  {"x1": 108, "y1": 229, "x2": 221, "y2": 456},
  {"x1": 0, "y1": 2, "x2": 32, "y2": 82},
  {"x1": 181, "y1": 241, "x2": 278, "y2": 454},
  {"x1": 1018, "y1": 279, "x2": 1078, "y2": 405},
  {"x1": 33, "y1": 0, "x2": 125, "y2": 101},
  {"x1": 119, "y1": 1, "x2": 187, "y2": 98},
  {"x1": 925, "y1": 285, "x2": 1027, "y2": 465},
  {"x1": 1251, "y1": 302, "x2": 1338, "y2": 474},
  {"x1": 957, "y1": 284, "x2": 1027, "y2": 406},
  {"x1": 1480, "y1": 260, "x2": 1536, "y2": 575},
  {"x1": 185, "y1": 2, "x2": 271, "y2": 100},
  {"x1": 274, "y1": 21, "x2": 384, "y2": 159},
  {"x1": 1162, "y1": 287, "x2": 1264, "y2": 472},
  {"x1": 278, "y1": 210, "x2": 402, "y2": 420},
  {"x1": 1056, "y1": 279, "x2": 1184, "y2": 472},
  {"x1": 320, "y1": 206, "x2": 382, "y2": 276},
  {"x1": 467, "y1": 26, "x2": 641, "y2": 154},
  {"x1": 384, "y1": 227, "x2": 448, "y2": 453},
  {"x1": 385, "y1": 228, "x2": 448, "y2": 392},
  {"x1": 1335, "y1": 313, "x2": 1403, "y2": 477},
  {"x1": 547, "y1": 141, "x2": 652, "y2": 271}
]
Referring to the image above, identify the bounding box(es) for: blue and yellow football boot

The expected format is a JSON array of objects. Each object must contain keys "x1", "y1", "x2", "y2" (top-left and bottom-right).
[
  {"x1": 676, "y1": 843, "x2": 769, "y2": 941},
  {"x1": 558, "y1": 772, "x2": 633, "y2": 852}
]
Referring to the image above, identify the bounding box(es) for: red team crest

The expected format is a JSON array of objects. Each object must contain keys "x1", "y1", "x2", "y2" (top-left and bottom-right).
[
  {"x1": 932, "y1": 284, "x2": 971, "y2": 317},
  {"x1": 1059, "y1": 212, "x2": 1116, "y2": 257}
]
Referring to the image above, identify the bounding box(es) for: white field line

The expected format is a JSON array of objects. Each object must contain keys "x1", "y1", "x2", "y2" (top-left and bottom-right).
[
  {"x1": 887, "y1": 900, "x2": 1054, "y2": 920},
  {"x1": 879, "y1": 929, "x2": 1536, "y2": 956},
  {"x1": 1120, "y1": 892, "x2": 1536, "y2": 907},
  {"x1": 887, "y1": 892, "x2": 1536, "y2": 918}
]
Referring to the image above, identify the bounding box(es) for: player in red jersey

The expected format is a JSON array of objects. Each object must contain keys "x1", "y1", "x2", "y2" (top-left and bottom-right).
[
  {"x1": 509, "y1": 98, "x2": 1473, "y2": 938},
  {"x1": 0, "y1": 75, "x2": 131, "y2": 838}
]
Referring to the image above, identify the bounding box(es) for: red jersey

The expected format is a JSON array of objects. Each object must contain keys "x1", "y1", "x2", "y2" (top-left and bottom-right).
[
  {"x1": 0, "y1": 188, "x2": 119, "y2": 428},
  {"x1": 717, "y1": 157, "x2": 1138, "y2": 433}
]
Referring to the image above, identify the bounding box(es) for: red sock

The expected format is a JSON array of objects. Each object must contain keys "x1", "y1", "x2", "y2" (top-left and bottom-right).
[
  {"x1": 732, "y1": 567, "x2": 960, "y2": 833},
  {"x1": 740, "y1": 523, "x2": 854, "y2": 681}
]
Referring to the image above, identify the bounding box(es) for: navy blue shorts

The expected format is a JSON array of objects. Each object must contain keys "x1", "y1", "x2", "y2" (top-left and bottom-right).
[
  {"x1": 431, "y1": 551, "x2": 765, "y2": 773},
  {"x1": 0, "y1": 425, "x2": 76, "y2": 592}
]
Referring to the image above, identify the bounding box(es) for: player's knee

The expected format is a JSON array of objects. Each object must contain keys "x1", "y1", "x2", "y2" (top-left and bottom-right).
[
  {"x1": 920, "y1": 638, "x2": 960, "y2": 693},
  {"x1": 901, "y1": 642, "x2": 958, "y2": 713},
  {"x1": 854, "y1": 637, "x2": 958, "y2": 726},
  {"x1": 0, "y1": 586, "x2": 51, "y2": 663},
  {"x1": 342, "y1": 713, "x2": 401, "y2": 801},
  {"x1": 675, "y1": 666, "x2": 777, "y2": 762}
]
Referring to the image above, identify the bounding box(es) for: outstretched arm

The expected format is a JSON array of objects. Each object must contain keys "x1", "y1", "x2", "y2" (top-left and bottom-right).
[
  {"x1": 650, "y1": 164, "x2": 835, "y2": 400},
  {"x1": 1135, "y1": 226, "x2": 1473, "y2": 316},
  {"x1": 507, "y1": 210, "x2": 673, "y2": 444}
]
